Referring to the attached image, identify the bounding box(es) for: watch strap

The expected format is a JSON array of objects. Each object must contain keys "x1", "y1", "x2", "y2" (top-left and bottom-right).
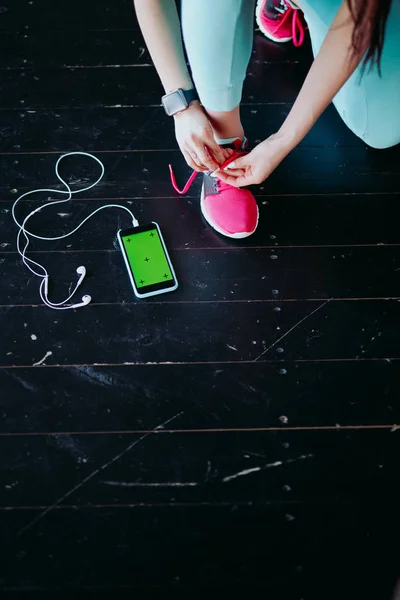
[{"x1": 182, "y1": 88, "x2": 198, "y2": 104}]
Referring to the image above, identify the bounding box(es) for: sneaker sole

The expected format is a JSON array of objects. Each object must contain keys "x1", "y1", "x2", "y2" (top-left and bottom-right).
[
  {"x1": 255, "y1": 0, "x2": 292, "y2": 43},
  {"x1": 200, "y1": 185, "x2": 259, "y2": 239}
]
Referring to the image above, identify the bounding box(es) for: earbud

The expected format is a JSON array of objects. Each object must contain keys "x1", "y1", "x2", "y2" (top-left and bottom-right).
[
  {"x1": 76, "y1": 266, "x2": 86, "y2": 286},
  {"x1": 40, "y1": 270, "x2": 90, "y2": 310},
  {"x1": 71, "y1": 294, "x2": 91, "y2": 309}
]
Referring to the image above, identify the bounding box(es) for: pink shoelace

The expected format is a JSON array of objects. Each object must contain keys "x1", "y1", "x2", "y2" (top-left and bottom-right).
[
  {"x1": 169, "y1": 165, "x2": 198, "y2": 195},
  {"x1": 275, "y1": 0, "x2": 306, "y2": 47},
  {"x1": 291, "y1": 8, "x2": 305, "y2": 47},
  {"x1": 169, "y1": 152, "x2": 244, "y2": 195}
]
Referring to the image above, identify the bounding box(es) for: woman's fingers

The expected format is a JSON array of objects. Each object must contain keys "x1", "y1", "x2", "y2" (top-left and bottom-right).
[
  {"x1": 182, "y1": 150, "x2": 205, "y2": 172},
  {"x1": 188, "y1": 150, "x2": 207, "y2": 170},
  {"x1": 192, "y1": 142, "x2": 219, "y2": 171},
  {"x1": 205, "y1": 138, "x2": 226, "y2": 166},
  {"x1": 183, "y1": 133, "x2": 244, "y2": 173},
  {"x1": 219, "y1": 167, "x2": 246, "y2": 178},
  {"x1": 216, "y1": 170, "x2": 250, "y2": 187}
]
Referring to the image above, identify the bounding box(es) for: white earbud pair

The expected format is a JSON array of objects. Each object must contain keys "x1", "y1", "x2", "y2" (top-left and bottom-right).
[
  {"x1": 40, "y1": 266, "x2": 91, "y2": 310},
  {"x1": 11, "y1": 152, "x2": 138, "y2": 311}
]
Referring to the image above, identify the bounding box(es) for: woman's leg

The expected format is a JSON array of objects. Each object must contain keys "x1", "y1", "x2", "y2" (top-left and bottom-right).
[
  {"x1": 181, "y1": 0, "x2": 256, "y2": 141},
  {"x1": 299, "y1": 0, "x2": 400, "y2": 149},
  {"x1": 179, "y1": 0, "x2": 259, "y2": 239}
]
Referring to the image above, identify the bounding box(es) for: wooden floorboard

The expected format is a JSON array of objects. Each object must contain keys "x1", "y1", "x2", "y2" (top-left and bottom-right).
[
  {"x1": 1, "y1": 300, "x2": 400, "y2": 364},
  {"x1": 2, "y1": 147, "x2": 400, "y2": 198},
  {"x1": 0, "y1": 504, "x2": 399, "y2": 597},
  {"x1": 0, "y1": 29, "x2": 314, "y2": 70},
  {"x1": 2, "y1": 246, "x2": 400, "y2": 302},
  {"x1": 0, "y1": 0, "x2": 138, "y2": 32},
  {"x1": 3, "y1": 194, "x2": 400, "y2": 245},
  {"x1": 1, "y1": 429, "x2": 399, "y2": 513},
  {"x1": 0, "y1": 104, "x2": 365, "y2": 153},
  {"x1": 0, "y1": 63, "x2": 312, "y2": 109},
  {"x1": 1, "y1": 361, "x2": 399, "y2": 432},
  {"x1": 1, "y1": 0, "x2": 399, "y2": 597}
]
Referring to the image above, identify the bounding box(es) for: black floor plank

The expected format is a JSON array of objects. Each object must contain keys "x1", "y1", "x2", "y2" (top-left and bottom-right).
[
  {"x1": 3, "y1": 194, "x2": 400, "y2": 247},
  {"x1": 0, "y1": 62, "x2": 310, "y2": 110},
  {"x1": 0, "y1": 503, "x2": 399, "y2": 597},
  {"x1": 1, "y1": 429, "x2": 399, "y2": 507},
  {"x1": 1, "y1": 360, "x2": 398, "y2": 433},
  {"x1": 0, "y1": 30, "x2": 151, "y2": 70},
  {"x1": 0, "y1": 0, "x2": 138, "y2": 32},
  {"x1": 0, "y1": 104, "x2": 363, "y2": 154},
  {"x1": 1, "y1": 247, "x2": 400, "y2": 305},
  {"x1": 1, "y1": 300, "x2": 399, "y2": 366},
  {"x1": 0, "y1": 30, "x2": 311, "y2": 70},
  {"x1": 2, "y1": 148, "x2": 400, "y2": 199}
]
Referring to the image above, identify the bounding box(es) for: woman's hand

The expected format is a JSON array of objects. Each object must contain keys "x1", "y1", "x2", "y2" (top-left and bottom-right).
[
  {"x1": 216, "y1": 133, "x2": 293, "y2": 187},
  {"x1": 174, "y1": 101, "x2": 230, "y2": 172}
]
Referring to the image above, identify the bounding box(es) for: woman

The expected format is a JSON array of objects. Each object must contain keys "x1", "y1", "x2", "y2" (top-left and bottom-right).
[{"x1": 134, "y1": 0, "x2": 400, "y2": 238}]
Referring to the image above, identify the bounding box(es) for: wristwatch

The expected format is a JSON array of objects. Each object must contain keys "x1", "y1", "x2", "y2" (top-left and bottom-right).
[{"x1": 161, "y1": 88, "x2": 198, "y2": 116}]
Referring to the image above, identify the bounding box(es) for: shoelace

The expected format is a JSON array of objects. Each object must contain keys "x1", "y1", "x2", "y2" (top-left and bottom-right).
[
  {"x1": 274, "y1": 0, "x2": 306, "y2": 47},
  {"x1": 169, "y1": 152, "x2": 244, "y2": 195},
  {"x1": 291, "y1": 8, "x2": 305, "y2": 46}
]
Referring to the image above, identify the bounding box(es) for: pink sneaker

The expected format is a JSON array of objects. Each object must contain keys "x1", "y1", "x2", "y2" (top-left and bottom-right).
[
  {"x1": 169, "y1": 140, "x2": 259, "y2": 239},
  {"x1": 256, "y1": 0, "x2": 306, "y2": 46}
]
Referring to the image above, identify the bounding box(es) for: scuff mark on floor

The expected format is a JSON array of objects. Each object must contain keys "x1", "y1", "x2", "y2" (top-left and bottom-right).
[
  {"x1": 32, "y1": 351, "x2": 52, "y2": 366},
  {"x1": 253, "y1": 299, "x2": 332, "y2": 362},
  {"x1": 103, "y1": 481, "x2": 198, "y2": 487},
  {"x1": 226, "y1": 344, "x2": 238, "y2": 352},
  {"x1": 223, "y1": 453, "x2": 313, "y2": 483}
]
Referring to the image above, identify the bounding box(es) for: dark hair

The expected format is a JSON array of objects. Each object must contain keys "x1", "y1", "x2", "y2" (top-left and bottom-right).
[{"x1": 347, "y1": 0, "x2": 392, "y2": 74}]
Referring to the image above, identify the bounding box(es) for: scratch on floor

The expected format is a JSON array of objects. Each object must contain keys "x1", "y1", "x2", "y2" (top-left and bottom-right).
[
  {"x1": 6, "y1": 371, "x2": 37, "y2": 393},
  {"x1": 226, "y1": 344, "x2": 238, "y2": 352},
  {"x1": 252, "y1": 299, "x2": 332, "y2": 362},
  {"x1": 103, "y1": 481, "x2": 198, "y2": 487},
  {"x1": 17, "y1": 411, "x2": 184, "y2": 535},
  {"x1": 72, "y1": 366, "x2": 116, "y2": 388},
  {"x1": 204, "y1": 460, "x2": 212, "y2": 482},
  {"x1": 223, "y1": 453, "x2": 313, "y2": 483},
  {"x1": 32, "y1": 351, "x2": 52, "y2": 367}
]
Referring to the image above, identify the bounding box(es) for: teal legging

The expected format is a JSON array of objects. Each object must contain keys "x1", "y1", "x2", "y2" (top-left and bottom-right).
[{"x1": 181, "y1": 0, "x2": 400, "y2": 149}]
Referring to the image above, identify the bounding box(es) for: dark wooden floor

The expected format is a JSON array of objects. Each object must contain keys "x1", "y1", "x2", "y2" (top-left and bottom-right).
[{"x1": 1, "y1": 0, "x2": 400, "y2": 597}]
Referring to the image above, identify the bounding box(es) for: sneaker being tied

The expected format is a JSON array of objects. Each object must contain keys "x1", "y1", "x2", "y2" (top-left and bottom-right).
[
  {"x1": 169, "y1": 139, "x2": 259, "y2": 239},
  {"x1": 256, "y1": 0, "x2": 306, "y2": 46}
]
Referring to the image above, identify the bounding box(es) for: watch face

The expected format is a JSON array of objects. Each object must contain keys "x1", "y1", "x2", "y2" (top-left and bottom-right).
[{"x1": 162, "y1": 90, "x2": 188, "y2": 116}]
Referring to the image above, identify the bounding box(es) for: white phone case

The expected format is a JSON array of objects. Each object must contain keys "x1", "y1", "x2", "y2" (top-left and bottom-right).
[{"x1": 117, "y1": 221, "x2": 178, "y2": 298}]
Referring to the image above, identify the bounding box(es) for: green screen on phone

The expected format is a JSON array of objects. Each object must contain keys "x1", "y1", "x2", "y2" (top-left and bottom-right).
[{"x1": 121, "y1": 227, "x2": 173, "y2": 288}]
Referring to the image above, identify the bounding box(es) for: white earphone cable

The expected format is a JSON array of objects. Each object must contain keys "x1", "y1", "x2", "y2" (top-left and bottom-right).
[{"x1": 11, "y1": 152, "x2": 139, "y2": 309}]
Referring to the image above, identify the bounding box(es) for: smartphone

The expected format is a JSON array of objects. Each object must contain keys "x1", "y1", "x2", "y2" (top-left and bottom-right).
[{"x1": 117, "y1": 222, "x2": 178, "y2": 298}]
